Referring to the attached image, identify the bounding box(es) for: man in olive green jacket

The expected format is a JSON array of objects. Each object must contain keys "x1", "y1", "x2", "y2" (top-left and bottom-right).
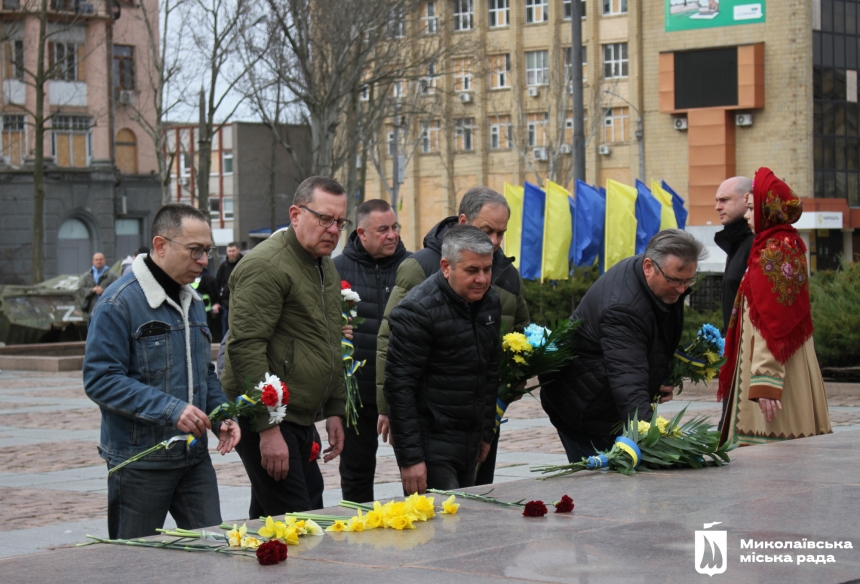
[
  {"x1": 376, "y1": 186, "x2": 530, "y2": 485},
  {"x1": 221, "y1": 176, "x2": 349, "y2": 516}
]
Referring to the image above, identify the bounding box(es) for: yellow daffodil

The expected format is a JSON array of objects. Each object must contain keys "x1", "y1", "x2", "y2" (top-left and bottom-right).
[
  {"x1": 240, "y1": 535, "x2": 261, "y2": 549},
  {"x1": 226, "y1": 523, "x2": 246, "y2": 547},
  {"x1": 258, "y1": 516, "x2": 287, "y2": 541},
  {"x1": 325, "y1": 520, "x2": 348, "y2": 532},
  {"x1": 346, "y1": 514, "x2": 366, "y2": 532},
  {"x1": 513, "y1": 354, "x2": 527, "y2": 365},
  {"x1": 364, "y1": 506, "x2": 384, "y2": 529},
  {"x1": 440, "y1": 495, "x2": 460, "y2": 515},
  {"x1": 637, "y1": 420, "x2": 651, "y2": 435},
  {"x1": 304, "y1": 519, "x2": 324, "y2": 536},
  {"x1": 387, "y1": 514, "x2": 416, "y2": 530},
  {"x1": 406, "y1": 494, "x2": 435, "y2": 522},
  {"x1": 283, "y1": 527, "x2": 300, "y2": 546},
  {"x1": 285, "y1": 517, "x2": 308, "y2": 535},
  {"x1": 383, "y1": 501, "x2": 409, "y2": 524},
  {"x1": 502, "y1": 332, "x2": 533, "y2": 353}
]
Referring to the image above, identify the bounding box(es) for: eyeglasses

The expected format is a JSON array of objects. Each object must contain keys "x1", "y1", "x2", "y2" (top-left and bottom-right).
[
  {"x1": 652, "y1": 261, "x2": 698, "y2": 288},
  {"x1": 300, "y1": 205, "x2": 352, "y2": 231},
  {"x1": 163, "y1": 237, "x2": 213, "y2": 260}
]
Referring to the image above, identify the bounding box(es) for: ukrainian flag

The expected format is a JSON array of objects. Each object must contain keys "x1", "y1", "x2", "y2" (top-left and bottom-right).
[
  {"x1": 503, "y1": 182, "x2": 524, "y2": 268},
  {"x1": 604, "y1": 179, "x2": 638, "y2": 270},
  {"x1": 520, "y1": 182, "x2": 546, "y2": 281},
  {"x1": 542, "y1": 181, "x2": 573, "y2": 281},
  {"x1": 650, "y1": 180, "x2": 679, "y2": 230}
]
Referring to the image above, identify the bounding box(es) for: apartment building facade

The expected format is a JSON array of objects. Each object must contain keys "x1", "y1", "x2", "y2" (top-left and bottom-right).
[
  {"x1": 0, "y1": 0, "x2": 161, "y2": 283},
  {"x1": 364, "y1": 0, "x2": 859, "y2": 269}
]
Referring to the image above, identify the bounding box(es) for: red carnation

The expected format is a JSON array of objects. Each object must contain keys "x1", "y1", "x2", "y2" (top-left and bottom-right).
[
  {"x1": 280, "y1": 382, "x2": 290, "y2": 406},
  {"x1": 554, "y1": 495, "x2": 574, "y2": 513},
  {"x1": 260, "y1": 384, "x2": 279, "y2": 408},
  {"x1": 523, "y1": 500, "x2": 548, "y2": 517},
  {"x1": 256, "y1": 540, "x2": 287, "y2": 565},
  {"x1": 341, "y1": 280, "x2": 351, "y2": 290},
  {"x1": 309, "y1": 441, "x2": 321, "y2": 462}
]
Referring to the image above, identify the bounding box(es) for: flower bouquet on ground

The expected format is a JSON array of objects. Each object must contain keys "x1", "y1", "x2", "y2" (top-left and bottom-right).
[
  {"x1": 495, "y1": 319, "x2": 582, "y2": 432},
  {"x1": 531, "y1": 405, "x2": 736, "y2": 479},
  {"x1": 208, "y1": 373, "x2": 289, "y2": 429},
  {"x1": 664, "y1": 323, "x2": 727, "y2": 395},
  {"x1": 340, "y1": 280, "x2": 366, "y2": 431}
]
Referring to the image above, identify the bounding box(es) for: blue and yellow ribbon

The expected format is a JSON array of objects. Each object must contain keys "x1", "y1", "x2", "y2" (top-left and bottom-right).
[
  {"x1": 585, "y1": 454, "x2": 609, "y2": 469},
  {"x1": 614, "y1": 436, "x2": 641, "y2": 468},
  {"x1": 673, "y1": 348, "x2": 707, "y2": 369},
  {"x1": 494, "y1": 398, "x2": 509, "y2": 433}
]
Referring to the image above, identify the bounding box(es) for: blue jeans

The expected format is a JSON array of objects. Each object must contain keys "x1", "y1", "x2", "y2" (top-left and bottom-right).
[
  {"x1": 107, "y1": 458, "x2": 222, "y2": 539},
  {"x1": 556, "y1": 427, "x2": 614, "y2": 464}
]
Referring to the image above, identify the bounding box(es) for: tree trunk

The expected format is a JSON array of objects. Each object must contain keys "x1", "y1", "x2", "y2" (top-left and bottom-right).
[
  {"x1": 344, "y1": 91, "x2": 360, "y2": 231},
  {"x1": 197, "y1": 89, "x2": 211, "y2": 225},
  {"x1": 269, "y1": 126, "x2": 278, "y2": 233},
  {"x1": 31, "y1": 0, "x2": 49, "y2": 284}
]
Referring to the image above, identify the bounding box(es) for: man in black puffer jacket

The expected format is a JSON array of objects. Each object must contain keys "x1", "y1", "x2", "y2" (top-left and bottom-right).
[
  {"x1": 385, "y1": 226, "x2": 501, "y2": 494},
  {"x1": 541, "y1": 229, "x2": 706, "y2": 462},
  {"x1": 333, "y1": 199, "x2": 410, "y2": 503}
]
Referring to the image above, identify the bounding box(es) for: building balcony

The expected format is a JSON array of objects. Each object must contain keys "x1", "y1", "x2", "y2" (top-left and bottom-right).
[
  {"x1": 2, "y1": 79, "x2": 25, "y2": 105},
  {"x1": 49, "y1": 80, "x2": 87, "y2": 107},
  {"x1": 1, "y1": 0, "x2": 112, "y2": 19}
]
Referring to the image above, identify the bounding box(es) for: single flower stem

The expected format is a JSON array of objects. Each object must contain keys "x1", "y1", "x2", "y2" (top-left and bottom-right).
[{"x1": 427, "y1": 488, "x2": 526, "y2": 508}]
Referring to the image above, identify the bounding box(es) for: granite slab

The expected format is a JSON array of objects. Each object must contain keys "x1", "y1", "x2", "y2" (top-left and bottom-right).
[{"x1": 2, "y1": 432, "x2": 859, "y2": 583}]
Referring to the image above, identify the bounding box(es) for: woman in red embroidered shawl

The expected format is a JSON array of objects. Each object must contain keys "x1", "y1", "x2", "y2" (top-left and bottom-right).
[{"x1": 719, "y1": 167, "x2": 831, "y2": 446}]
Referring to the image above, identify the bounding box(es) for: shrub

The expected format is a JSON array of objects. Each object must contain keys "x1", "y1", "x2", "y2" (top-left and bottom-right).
[{"x1": 810, "y1": 261, "x2": 860, "y2": 368}]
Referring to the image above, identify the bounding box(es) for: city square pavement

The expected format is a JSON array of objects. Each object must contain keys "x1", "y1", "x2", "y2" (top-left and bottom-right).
[{"x1": 1, "y1": 368, "x2": 860, "y2": 580}]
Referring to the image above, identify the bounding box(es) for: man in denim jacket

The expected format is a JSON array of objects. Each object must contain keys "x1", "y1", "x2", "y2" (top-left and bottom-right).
[{"x1": 84, "y1": 204, "x2": 241, "y2": 539}]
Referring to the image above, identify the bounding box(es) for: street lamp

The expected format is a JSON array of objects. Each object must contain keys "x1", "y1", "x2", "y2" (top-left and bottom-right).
[{"x1": 603, "y1": 89, "x2": 644, "y2": 183}]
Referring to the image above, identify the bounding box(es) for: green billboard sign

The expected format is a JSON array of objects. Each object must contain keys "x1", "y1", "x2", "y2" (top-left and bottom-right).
[{"x1": 665, "y1": 1, "x2": 766, "y2": 32}]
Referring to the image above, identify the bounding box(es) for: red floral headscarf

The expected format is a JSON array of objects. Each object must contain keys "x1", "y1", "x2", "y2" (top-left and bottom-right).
[{"x1": 717, "y1": 167, "x2": 813, "y2": 401}]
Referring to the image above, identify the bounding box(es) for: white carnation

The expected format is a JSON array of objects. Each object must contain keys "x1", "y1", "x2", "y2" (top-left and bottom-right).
[{"x1": 342, "y1": 289, "x2": 361, "y2": 303}]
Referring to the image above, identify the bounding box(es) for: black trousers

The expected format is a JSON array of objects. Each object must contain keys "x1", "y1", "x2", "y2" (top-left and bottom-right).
[
  {"x1": 425, "y1": 458, "x2": 477, "y2": 491},
  {"x1": 339, "y1": 402, "x2": 379, "y2": 504},
  {"x1": 474, "y1": 430, "x2": 500, "y2": 485},
  {"x1": 235, "y1": 418, "x2": 314, "y2": 518},
  {"x1": 555, "y1": 425, "x2": 614, "y2": 464}
]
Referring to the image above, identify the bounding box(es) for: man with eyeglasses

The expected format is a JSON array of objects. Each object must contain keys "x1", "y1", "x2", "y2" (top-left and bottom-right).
[
  {"x1": 83, "y1": 203, "x2": 241, "y2": 539},
  {"x1": 540, "y1": 229, "x2": 707, "y2": 463},
  {"x1": 333, "y1": 199, "x2": 411, "y2": 504},
  {"x1": 221, "y1": 176, "x2": 349, "y2": 515}
]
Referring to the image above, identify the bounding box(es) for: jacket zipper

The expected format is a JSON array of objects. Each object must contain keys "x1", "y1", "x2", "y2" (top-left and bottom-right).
[{"x1": 316, "y1": 261, "x2": 336, "y2": 419}]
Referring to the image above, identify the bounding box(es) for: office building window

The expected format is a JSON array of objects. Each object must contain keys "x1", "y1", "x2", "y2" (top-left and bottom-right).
[
  {"x1": 488, "y1": 0, "x2": 508, "y2": 27},
  {"x1": 525, "y1": 0, "x2": 548, "y2": 23},
  {"x1": 51, "y1": 115, "x2": 92, "y2": 167},
  {"x1": 563, "y1": 0, "x2": 586, "y2": 19},
  {"x1": 603, "y1": 107, "x2": 629, "y2": 142},
  {"x1": 489, "y1": 54, "x2": 511, "y2": 89},
  {"x1": 454, "y1": 58, "x2": 472, "y2": 92},
  {"x1": 113, "y1": 45, "x2": 135, "y2": 90},
  {"x1": 453, "y1": 0, "x2": 473, "y2": 31},
  {"x1": 455, "y1": 118, "x2": 474, "y2": 151},
  {"x1": 603, "y1": 43, "x2": 628, "y2": 78},
  {"x1": 489, "y1": 115, "x2": 512, "y2": 149},
  {"x1": 421, "y1": 120, "x2": 440, "y2": 153},
  {"x1": 525, "y1": 50, "x2": 549, "y2": 86},
  {"x1": 422, "y1": 1, "x2": 438, "y2": 34},
  {"x1": 527, "y1": 112, "x2": 548, "y2": 147},
  {"x1": 602, "y1": 0, "x2": 627, "y2": 15}
]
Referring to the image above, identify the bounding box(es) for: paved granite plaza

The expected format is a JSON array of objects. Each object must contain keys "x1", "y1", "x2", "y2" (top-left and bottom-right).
[{"x1": 1, "y1": 369, "x2": 860, "y2": 582}]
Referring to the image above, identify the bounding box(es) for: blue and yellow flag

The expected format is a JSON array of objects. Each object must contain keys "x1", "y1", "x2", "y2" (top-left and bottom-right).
[
  {"x1": 503, "y1": 182, "x2": 524, "y2": 269},
  {"x1": 573, "y1": 180, "x2": 605, "y2": 267},
  {"x1": 650, "y1": 179, "x2": 679, "y2": 230},
  {"x1": 635, "y1": 180, "x2": 662, "y2": 254},
  {"x1": 542, "y1": 181, "x2": 573, "y2": 281},
  {"x1": 661, "y1": 180, "x2": 688, "y2": 230},
  {"x1": 520, "y1": 182, "x2": 546, "y2": 281},
  {"x1": 604, "y1": 179, "x2": 638, "y2": 271}
]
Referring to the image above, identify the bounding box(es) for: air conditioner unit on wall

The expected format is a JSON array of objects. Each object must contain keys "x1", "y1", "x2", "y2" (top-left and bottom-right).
[
  {"x1": 598, "y1": 144, "x2": 611, "y2": 156},
  {"x1": 559, "y1": 144, "x2": 571, "y2": 154},
  {"x1": 528, "y1": 87, "x2": 539, "y2": 98},
  {"x1": 117, "y1": 90, "x2": 134, "y2": 105},
  {"x1": 459, "y1": 92, "x2": 472, "y2": 103},
  {"x1": 532, "y1": 147, "x2": 548, "y2": 161},
  {"x1": 673, "y1": 117, "x2": 688, "y2": 131},
  {"x1": 736, "y1": 113, "x2": 753, "y2": 126}
]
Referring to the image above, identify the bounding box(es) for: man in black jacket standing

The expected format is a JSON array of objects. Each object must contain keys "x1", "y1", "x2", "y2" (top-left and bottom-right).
[
  {"x1": 713, "y1": 176, "x2": 753, "y2": 428},
  {"x1": 333, "y1": 199, "x2": 410, "y2": 503},
  {"x1": 385, "y1": 226, "x2": 501, "y2": 494},
  {"x1": 541, "y1": 230, "x2": 706, "y2": 462},
  {"x1": 214, "y1": 242, "x2": 241, "y2": 341}
]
